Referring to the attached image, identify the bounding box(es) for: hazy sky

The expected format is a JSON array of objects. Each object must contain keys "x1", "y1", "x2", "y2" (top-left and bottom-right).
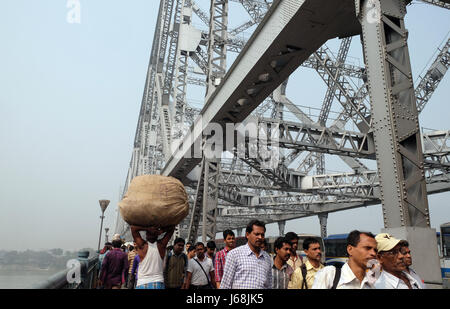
[{"x1": 0, "y1": 1, "x2": 448, "y2": 251}]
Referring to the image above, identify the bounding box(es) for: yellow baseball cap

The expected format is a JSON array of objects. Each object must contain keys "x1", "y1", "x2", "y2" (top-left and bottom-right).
[{"x1": 375, "y1": 233, "x2": 402, "y2": 252}]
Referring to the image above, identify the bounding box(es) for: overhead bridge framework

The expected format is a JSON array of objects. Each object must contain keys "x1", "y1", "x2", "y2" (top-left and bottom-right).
[{"x1": 115, "y1": 0, "x2": 449, "y2": 287}]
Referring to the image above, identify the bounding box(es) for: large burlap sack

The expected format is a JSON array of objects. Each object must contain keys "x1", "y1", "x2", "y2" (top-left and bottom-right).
[{"x1": 119, "y1": 175, "x2": 189, "y2": 227}]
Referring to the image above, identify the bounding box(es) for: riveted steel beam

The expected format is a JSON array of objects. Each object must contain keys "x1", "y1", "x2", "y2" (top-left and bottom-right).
[{"x1": 359, "y1": 0, "x2": 430, "y2": 228}]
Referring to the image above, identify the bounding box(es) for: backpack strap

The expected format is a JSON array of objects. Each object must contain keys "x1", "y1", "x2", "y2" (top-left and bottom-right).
[
  {"x1": 331, "y1": 265, "x2": 342, "y2": 289},
  {"x1": 193, "y1": 258, "x2": 212, "y2": 286},
  {"x1": 301, "y1": 264, "x2": 308, "y2": 289}
]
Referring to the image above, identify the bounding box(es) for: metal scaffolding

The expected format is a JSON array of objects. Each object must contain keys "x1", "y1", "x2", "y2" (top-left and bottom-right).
[{"x1": 114, "y1": 0, "x2": 449, "y2": 287}]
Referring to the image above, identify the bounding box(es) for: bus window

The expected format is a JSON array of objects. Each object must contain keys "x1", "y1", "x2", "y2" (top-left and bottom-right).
[{"x1": 324, "y1": 238, "x2": 347, "y2": 258}]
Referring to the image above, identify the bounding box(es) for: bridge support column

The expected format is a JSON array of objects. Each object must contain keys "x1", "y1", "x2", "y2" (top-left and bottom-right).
[
  {"x1": 318, "y1": 213, "x2": 328, "y2": 239},
  {"x1": 237, "y1": 228, "x2": 243, "y2": 238},
  {"x1": 206, "y1": 0, "x2": 228, "y2": 99},
  {"x1": 358, "y1": 0, "x2": 441, "y2": 287},
  {"x1": 278, "y1": 220, "x2": 286, "y2": 236},
  {"x1": 201, "y1": 159, "x2": 220, "y2": 242},
  {"x1": 187, "y1": 157, "x2": 220, "y2": 244}
]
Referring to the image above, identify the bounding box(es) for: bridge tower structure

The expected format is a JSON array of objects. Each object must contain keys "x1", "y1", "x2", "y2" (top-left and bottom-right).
[{"x1": 115, "y1": 0, "x2": 450, "y2": 287}]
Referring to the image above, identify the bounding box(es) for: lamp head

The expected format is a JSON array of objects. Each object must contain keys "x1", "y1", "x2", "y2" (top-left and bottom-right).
[{"x1": 99, "y1": 200, "x2": 110, "y2": 213}]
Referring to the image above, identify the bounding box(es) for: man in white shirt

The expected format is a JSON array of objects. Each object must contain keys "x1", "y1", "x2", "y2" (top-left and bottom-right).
[
  {"x1": 184, "y1": 242, "x2": 216, "y2": 289},
  {"x1": 374, "y1": 233, "x2": 423, "y2": 289},
  {"x1": 400, "y1": 241, "x2": 426, "y2": 289},
  {"x1": 312, "y1": 230, "x2": 378, "y2": 289}
]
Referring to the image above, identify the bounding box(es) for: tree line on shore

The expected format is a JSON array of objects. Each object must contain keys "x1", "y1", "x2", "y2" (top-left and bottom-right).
[{"x1": 0, "y1": 248, "x2": 96, "y2": 271}]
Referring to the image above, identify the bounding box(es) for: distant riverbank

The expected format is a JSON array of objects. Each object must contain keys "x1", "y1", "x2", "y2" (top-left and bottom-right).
[
  {"x1": 0, "y1": 268, "x2": 60, "y2": 289},
  {"x1": 0, "y1": 264, "x2": 63, "y2": 272}
]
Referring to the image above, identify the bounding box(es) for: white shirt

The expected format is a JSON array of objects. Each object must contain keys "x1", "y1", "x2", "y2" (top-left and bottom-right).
[
  {"x1": 137, "y1": 241, "x2": 164, "y2": 286},
  {"x1": 374, "y1": 270, "x2": 422, "y2": 289},
  {"x1": 407, "y1": 268, "x2": 426, "y2": 289},
  {"x1": 312, "y1": 262, "x2": 375, "y2": 289},
  {"x1": 187, "y1": 256, "x2": 214, "y2": 286}
]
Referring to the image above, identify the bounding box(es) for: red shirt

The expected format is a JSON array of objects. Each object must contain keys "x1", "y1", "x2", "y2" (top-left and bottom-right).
[{"x1": 214, "y1": 247, "x2": 231, "y2": 283}]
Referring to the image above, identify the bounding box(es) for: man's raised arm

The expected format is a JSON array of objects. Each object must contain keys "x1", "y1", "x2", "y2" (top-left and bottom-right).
[
  {"x1": 130, "y1": 225, "x2": 146, "y2": 249},
  {"x1": 157, "y1": 225, "x2": 175, "y2": 258}
]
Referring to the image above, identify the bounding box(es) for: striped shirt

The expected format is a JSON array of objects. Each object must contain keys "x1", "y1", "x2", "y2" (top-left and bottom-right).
[
  {"x1": 272, "y1": 262, "x2": 294, "y2": 289},
  {"x1": 220, "y1": 243, "x2": 272, "y2": 289},
  {"x1": 214, "y1": 247, "x2": 230, "y2": 283}
]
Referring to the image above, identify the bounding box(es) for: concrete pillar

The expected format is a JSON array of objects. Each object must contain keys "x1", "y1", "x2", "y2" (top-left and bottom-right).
[
  {"x1": 237, "y1": 228, "x2": 243, "y2": 238},
  {"x1": 278, "y1": 220, "x2": 286, "y2": 236}
]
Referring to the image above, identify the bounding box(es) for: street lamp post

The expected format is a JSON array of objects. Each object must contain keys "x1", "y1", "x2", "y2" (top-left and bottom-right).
[
  {"x1": 105, "y1": 227, "x2": 110, "y2": 243},
  {"x1": 97, "y1": 200, "x2": 110, "y2": 252}
]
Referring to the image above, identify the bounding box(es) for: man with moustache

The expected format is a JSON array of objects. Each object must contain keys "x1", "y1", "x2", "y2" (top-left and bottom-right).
[
  {"x1": 220, "y1": 219, "x2": 272, "y2": 289},
  {"x1": 312, "y1": 230, "x2": 378, "y2": 289},
  {"x1": 374, "y1": 233, "x2": 423, "y2": 289},
  {"x1": 289, "y1": 237, "x2": 324, "y2": 289},
  {"x1": 215, "y1": 229, "x2": 236, "y2": 288},
  {"x1": 400, "y1": 241, "x2": 426, "y2": 288},
  {"x1": 272, "y1": 237, "x2": 294, "y2": 289}
]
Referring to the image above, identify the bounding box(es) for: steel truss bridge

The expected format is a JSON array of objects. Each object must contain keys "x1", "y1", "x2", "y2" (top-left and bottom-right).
[{"x1": 114, "y1": 1, "x2": 449, "y2": 284}]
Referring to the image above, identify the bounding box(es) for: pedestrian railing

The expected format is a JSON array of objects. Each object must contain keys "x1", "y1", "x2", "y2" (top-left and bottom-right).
[{"x1": 32, "y1": 251, "x2": 99, "y2": 289}]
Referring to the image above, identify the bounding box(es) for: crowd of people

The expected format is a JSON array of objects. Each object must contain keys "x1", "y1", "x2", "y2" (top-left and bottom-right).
[{"x1": 96, "y1": 219, "x2": 425, "y2": 289}]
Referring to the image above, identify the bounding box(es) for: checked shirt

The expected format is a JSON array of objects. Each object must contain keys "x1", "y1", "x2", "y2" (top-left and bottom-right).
[{"x1": 220, "y1": 243, "x2": 272, "y2": 289}]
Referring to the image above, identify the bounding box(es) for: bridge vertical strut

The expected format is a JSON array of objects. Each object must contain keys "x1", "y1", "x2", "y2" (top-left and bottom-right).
[
  {"x1": 358, "y1": 0, "x2": 442, "y2": 287},
  {"x1": 318, "y1": 213, "x2": 328, "y2": 239}
]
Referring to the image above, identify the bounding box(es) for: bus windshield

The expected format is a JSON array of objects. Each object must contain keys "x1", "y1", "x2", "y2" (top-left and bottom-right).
[{"x1": 325, "y1": 239, "x2": 347, "y2": 258}]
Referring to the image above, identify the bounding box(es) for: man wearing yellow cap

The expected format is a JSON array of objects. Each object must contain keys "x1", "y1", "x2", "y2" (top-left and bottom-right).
[{"x1": 374, "y1": 233, "x2": 423, "y2": 289}]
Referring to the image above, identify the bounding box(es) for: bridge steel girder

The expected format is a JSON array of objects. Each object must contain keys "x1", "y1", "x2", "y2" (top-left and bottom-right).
[
  {"x1": 420, "y1": 0, "x2": 450, "y2": 9},
  {"x1": 212, "y1": 171, "x2": 450, "y2": 227},
  {"x1": 415, "y1": 38, "x2": 449, "y2": 113},
  {"x1": 117, "y1": 0, "x2": 449, "y2": 262},
  {"x1": 162, "y1": 0, "x2": 362, "y2": 181},
  {"x1": 176, "y1": 168, "x2": 450, "y2": 238}
]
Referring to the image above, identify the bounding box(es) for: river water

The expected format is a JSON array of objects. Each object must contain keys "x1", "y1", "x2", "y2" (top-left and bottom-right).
[{"x1": 0, "y1": 269, "x2": 60, "y2": 289}]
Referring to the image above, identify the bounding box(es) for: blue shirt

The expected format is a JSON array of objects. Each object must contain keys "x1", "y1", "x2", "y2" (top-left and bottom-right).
[
  {"x1": 220, "y1": 243, "x2": 272, "y2": 289},
  {"x1": 131, "y1": 255, "x2": 140, "y2": 279}
]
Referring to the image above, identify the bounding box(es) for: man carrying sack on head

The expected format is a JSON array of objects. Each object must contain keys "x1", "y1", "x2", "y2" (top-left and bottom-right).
[
  {"x1": 131, "y1": 225, "x2": 175, "y2": 289},
  {"x1": 119, "y1": 175, "x2": 190, "y2": 289}
]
